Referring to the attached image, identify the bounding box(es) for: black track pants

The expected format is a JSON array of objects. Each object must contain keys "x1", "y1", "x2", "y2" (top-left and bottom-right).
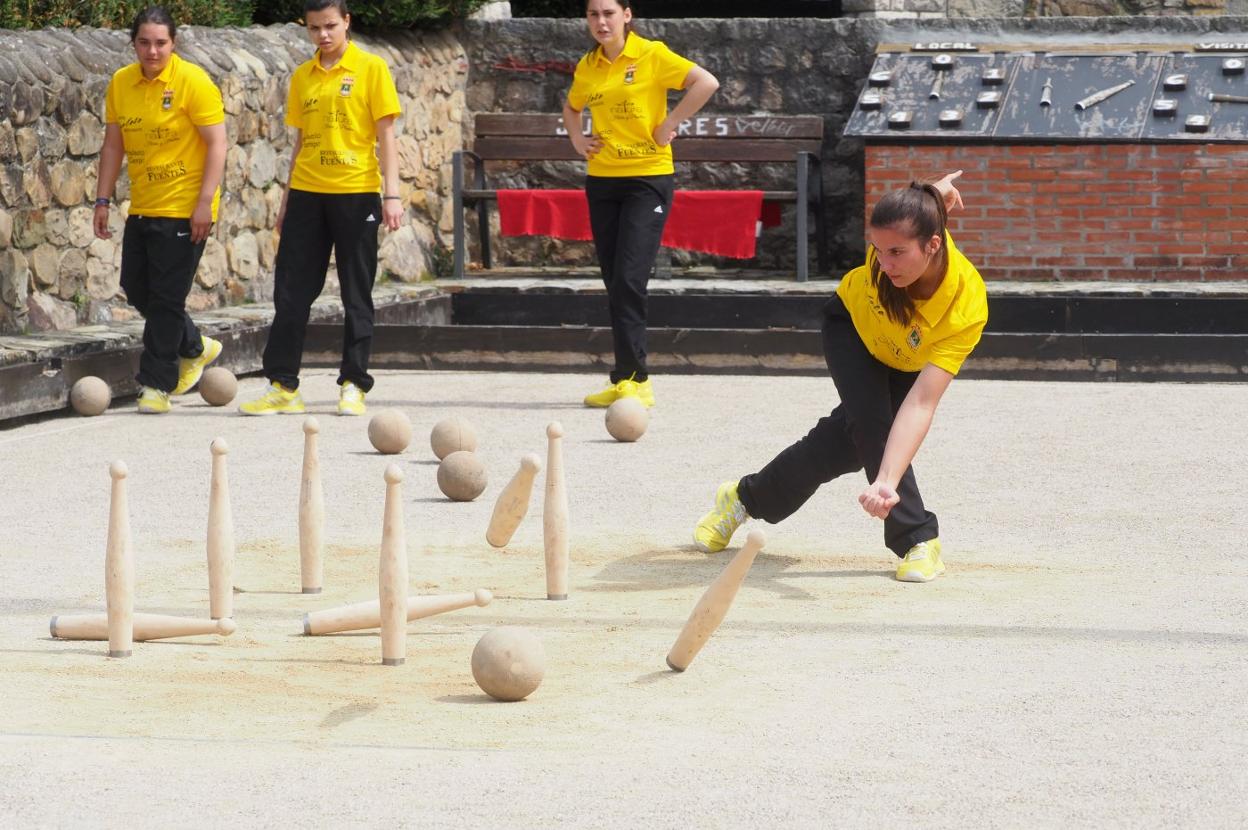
[
  {"x1": 585, "y1": 174, "x2": 674, "y2": 383},
  {"x1": 120, "y1": 216, "x2": 206, "y2": 393},
  {"x1": 737, "y1": 295, "x2": 940, "y2": 557},
  {"x1": 263, "y1": 189, "x2": 381, "y2": 392}
]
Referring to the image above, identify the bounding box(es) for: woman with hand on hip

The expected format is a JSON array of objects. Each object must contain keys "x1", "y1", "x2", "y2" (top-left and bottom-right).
[
  {"x1": 241, "y1": 0, "x2": 402, "y2": 417},
  {"x1": 563, "y1": 0, "x2": 719, "y2": 409},
  {"x1": 93, "y1": 5, "x2": 226, "y2": 414},
  {"x1": 693, "y1": 172, "x2": 987, "y2": 584}
]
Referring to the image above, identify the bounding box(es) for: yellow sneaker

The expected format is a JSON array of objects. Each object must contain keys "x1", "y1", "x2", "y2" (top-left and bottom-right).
[
  {"x1": 693, "y1": 480, "x2": 749, "y2": 553},
  {"x1": 137, "y1": 386, "x2": 171, "y2": 414},
  {"x1": 172, "y1": 335, "x2": 222, "y2": 395},
  {"x1": 239, "y1": 382, "x2": 305, "y2": 416},
  {"x1": 338, "y1": 381, "x2": 366, "y2": 416},
  {"x1": 896, "y1": 539, "x2": 945, "y2": 583},
  {"x1": 584, "y1": 376, "x2": 656, "y2": 408}
]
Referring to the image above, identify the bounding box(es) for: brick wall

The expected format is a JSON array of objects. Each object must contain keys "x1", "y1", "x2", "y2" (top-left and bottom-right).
[{"x1": 865, "y1": 143, "x2": 1248, "y2": 281}]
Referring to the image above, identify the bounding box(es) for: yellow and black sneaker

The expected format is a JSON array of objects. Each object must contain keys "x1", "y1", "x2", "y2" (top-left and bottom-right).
[
  {"x1": 172, "y1": 335, "x2": 222, "y2": 395},
  {"x1": 239, "y1": 382, "x2": 305, "y2": 416},
  {"x1": 895, "y1": 539, "x2": 945, "y2": 583}
]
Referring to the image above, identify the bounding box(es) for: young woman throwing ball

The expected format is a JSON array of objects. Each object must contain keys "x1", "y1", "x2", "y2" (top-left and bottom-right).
[{"x1": 693, "y1": 171, "x2": 986, "y2": 583}]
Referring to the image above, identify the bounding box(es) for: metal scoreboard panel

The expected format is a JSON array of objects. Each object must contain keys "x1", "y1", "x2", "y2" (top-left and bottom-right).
[
  {"x1": 1141, "y1": 54, "x2": 1248, "y2": 142},
  {"x1": 845, "y1": 43, "x2": 1248, "y2": 143},
  {"x1": 842, "y1": 52, "x2": 1019, "y2": 139},
  {"x1": 996, "y1": 53, "x2": 1160, "y2": 140}
]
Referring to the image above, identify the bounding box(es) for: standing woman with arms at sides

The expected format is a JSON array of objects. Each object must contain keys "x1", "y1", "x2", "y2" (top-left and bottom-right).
[
  {"x1": 94, "y1": 5, "x2": 226, "y2": 414},
  {"x1": 563, "y1": 0, "x2": 719, "y2": 409},
  {"x1": 693, "y1": 172, "x2": 987, "y2": 583},
  {"x1": 240, "y1": 0, "x2": 402, "y2": 416}
]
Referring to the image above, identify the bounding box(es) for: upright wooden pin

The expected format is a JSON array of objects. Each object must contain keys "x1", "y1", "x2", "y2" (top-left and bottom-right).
[
  {"x1": 379, "y1": 464, "x2": 407, "y2": 666},
  {"x1": 543, "y1": 422, "x2": 569, "y2": 600},
  {"x1": 486, "y1": 453, "x2": 542, "y2": 548},
  {"x1": 207, "y1": 437, "x2": 234, "y2": 619},
  {"x1": 303, "y1": 589, "x2": 493, "y2": 636},
  {"x1": 299, "y1": 416, "x2": 324, "y2": 594},
  {"x1": 666, "y1": 529, "x2": 766, "y2": 672},
  {"x1": 52, "y1": 613, "x2": 237, "y2": 641},
  {"x1": 105, "y1": 460, "x2": 133, "y2": 658}
]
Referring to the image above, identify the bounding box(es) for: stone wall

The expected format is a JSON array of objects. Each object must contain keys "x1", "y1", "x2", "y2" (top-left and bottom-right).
[
  {"x1": 0, "y1": 25, "x2": 467, "y2": 334},
  {"x1": 460, "y1": 15, "x2": 1248, "y2": 274}
]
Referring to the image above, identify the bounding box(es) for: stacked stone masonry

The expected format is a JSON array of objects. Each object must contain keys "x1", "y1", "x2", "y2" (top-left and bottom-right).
[{"x1": 0, "y1": 24, "x2": 468, "y2": 334}]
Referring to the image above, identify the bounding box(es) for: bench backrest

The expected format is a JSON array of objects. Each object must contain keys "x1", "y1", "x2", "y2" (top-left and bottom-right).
[{"x1": 472, "y1": 113, "x2": 823, "y2": 163}]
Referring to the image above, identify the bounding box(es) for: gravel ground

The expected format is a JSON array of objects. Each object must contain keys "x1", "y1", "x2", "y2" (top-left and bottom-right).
[{"x1": 1, "y1": 370, "x2": 1245, "y2": 828}]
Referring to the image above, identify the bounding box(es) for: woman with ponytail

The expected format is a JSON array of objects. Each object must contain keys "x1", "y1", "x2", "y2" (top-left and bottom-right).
[{"x1": 692, "y1": 171, "x2": 988, "y2": 583}]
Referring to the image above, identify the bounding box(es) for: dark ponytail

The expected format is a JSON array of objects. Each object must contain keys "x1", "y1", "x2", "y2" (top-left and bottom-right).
[
  {"x1": 868, "y1": 181, "x2": 948, "y2": 326},
  {"x1": 305, "y1": 0, "x2": 350, "y2": 14},
  {"x1": 130, "y1": 6, "x2": 177, "y2": 41}
]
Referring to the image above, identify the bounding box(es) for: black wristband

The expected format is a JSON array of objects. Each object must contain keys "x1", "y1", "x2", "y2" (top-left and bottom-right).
[
  {"x1": 94, "y1": 197, "x2": 110, "y2": 207},
  {"x1": 382, "y1": 195, "x2": 401, "y2": 201}
]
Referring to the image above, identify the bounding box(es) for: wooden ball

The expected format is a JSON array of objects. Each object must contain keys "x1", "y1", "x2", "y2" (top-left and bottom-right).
[
  {"x1": 69, "y1": 376, "x2": 111, "y2": 416},
  {"x1": 430, "y1": 416, "x2": 478, "y2": 460},
  {"x1": 436, "y1": 450, "x2": 487, "y2": 501},
  {"x1": 471, "y1": 626, "x2": 546, "y2": 702},
  {"x1": 605, "y1": 397, "x2": 648, "y2": 442},
  {"x1": 198, "y1": 367, "x2": 237, "y2": 406},
  {"x1": 368, "y1": 409, "x2": 413, "y2": 454}
]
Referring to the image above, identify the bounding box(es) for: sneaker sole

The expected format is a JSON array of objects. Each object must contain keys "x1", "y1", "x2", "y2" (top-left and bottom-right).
[
  {"x1": 239, "y1": 407, "x2": 305, "y2": 417},
  {"x1": 896, "y1": 563, "x2": 946, "y2": 583}
]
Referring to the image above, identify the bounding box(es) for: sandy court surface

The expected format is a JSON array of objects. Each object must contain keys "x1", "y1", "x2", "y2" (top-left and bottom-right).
[{"x1": 1, "y1": 370, "x2": 1245, "y2": 828}]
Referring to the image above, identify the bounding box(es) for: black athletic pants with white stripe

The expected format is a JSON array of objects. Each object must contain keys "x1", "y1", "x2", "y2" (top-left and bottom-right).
[
  {"x1": 585, "y1": 174, "x2": 674, "y2": 383},
  {"x1": 737, "y1": 295, "x2": 940, "y2": 558},
  {"x1": 263, "y1": 189, "x2": 381, "y2": 392},
  {"x1": 120, "y1": 215, "x2": 206, "y2": 393}
]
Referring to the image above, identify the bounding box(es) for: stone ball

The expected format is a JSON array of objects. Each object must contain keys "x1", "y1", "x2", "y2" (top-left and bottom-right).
[
  {"x1": 430, "y1": 416, "x2": 478, "y2": 460},
  {"x1": 198, "y1": 367, "x2": 237, "y2": 407},
  {"x1": 69, "y1": 376, "x2": 110, "y2": 416},
  {"x1": 471, "y1": 625, "x2": 546, "y2": 702},
  {"x1": 436, "y1": 450, "x2": 488, "y2": 502},
  {"x1": 368, "y1": 409, "x2": 413, "y2": 454},
  {"x1": 605, "y1": 397, "x2": 649, "y2": 442}
]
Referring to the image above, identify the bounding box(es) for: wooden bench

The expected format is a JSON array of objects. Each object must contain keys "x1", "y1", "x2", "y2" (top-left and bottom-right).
[{"x1": 451, "y1": 113, "x2": 828, "y2": 282}]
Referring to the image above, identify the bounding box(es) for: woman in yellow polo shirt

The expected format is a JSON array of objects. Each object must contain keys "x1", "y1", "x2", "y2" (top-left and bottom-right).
[
  {"x1": 563, "y1": 0, "x2": 719, "y2": 409},
  {"x1": 693, "y1": 171, "x2": 988, "y2": 583},
  {"x1": 93, "y1": 6, "x2": 226, "y2": 414},
  {"x1": 241, "y1": 0, "x2": 401, "y2": 417}
]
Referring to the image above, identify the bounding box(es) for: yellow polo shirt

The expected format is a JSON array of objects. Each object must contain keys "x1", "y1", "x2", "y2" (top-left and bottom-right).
[
  {"x1": 105, "y1": 53, "x2": 224, "y2": 220},
  {"x1": 287, "y1": 41, "x2": 401, "y2": 194},
  {"x1": 837, "y1": 233, "x2": 988, "y2": 376},
  {"x1": 567, "y1": 33, "x2": 696, "y2": 177}
]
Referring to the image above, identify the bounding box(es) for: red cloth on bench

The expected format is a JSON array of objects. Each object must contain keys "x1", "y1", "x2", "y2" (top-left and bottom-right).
[{"x1": 497, "y1": 189, "x2": 779, "y2": 259}]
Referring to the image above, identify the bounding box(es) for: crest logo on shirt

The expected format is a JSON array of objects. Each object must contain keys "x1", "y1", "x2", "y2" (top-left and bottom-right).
[
  {"x1": 623, "y1": 64, "x2": 637, "y2": 84},
  {"x1": 907, "y1": 325, "x2": 922, "y2": 350},
  {"x1": 161, "y1": 89, "x2": 174, "y2": 110},
  {"x1": 339, "y1": 76, "x2": 355, "y2": 97}
]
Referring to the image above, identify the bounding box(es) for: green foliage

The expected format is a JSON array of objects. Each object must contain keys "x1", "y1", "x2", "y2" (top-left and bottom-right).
[
  {"x1": 252, "y1": 0, "x2": 490, "y2": 28},
  {"x1": 0, "y1": 0, "x2": 488, "y2": 29},
  {"x1": 0, "y1": 0, "x2": 253, "y2": 29}
]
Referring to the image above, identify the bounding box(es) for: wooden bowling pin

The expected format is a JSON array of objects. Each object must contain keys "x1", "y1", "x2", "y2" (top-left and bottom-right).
[
  {"x1": 378, "y1": 464, "x2": 408, "y2": 666},
  {"x1": 486, "y1": 453, "x2": 542, "y2": 548},
  {"x1": 303, "y1": 589, "x2": 493, "y2": 636},
  {"x1": 299, "y1": 417, "x2": 324, "y2": 594},
  {"x1": 543, "y1": 422, "x2": 569, "y2": 600},
  {"x1": 105, "y1": 460, "x2": 133, "y2": 658},
  {"x1": 666, "y1": 529, "x2": 766, "y2": 672},
  {"x1": 206, "y1": 438, "x2": 234, "y2": 619},
  {"x1": 51, "y1": 613, "x2": 237, "y2": 641}
]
